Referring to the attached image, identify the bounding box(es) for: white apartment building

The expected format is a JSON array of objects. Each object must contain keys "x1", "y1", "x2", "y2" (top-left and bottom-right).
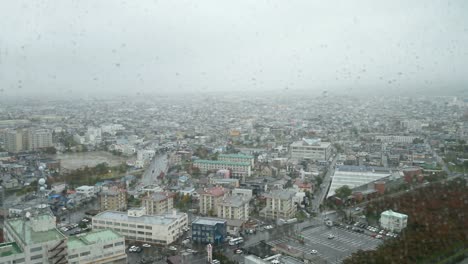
[
  {"x1": 3, "y1": 129, "x2": 24, "y2": 153},
  {"x1": 261, "y1": 190, "x2": 297, "y2": 220},
  {"x1": 290, "y1": 138, "x2": 332, "y2": 161},
  {"x1": 92, "y1": 208, "x2": 188, "y2": 245},
  {"x1": 76, "y1": 186, "x2": 96, "y2": 198},
  {"x1": 198, "y1": 186, "x2": 227, "y2": 215},
  {"x1": 193, "y1": 160, "x2": 251, "y2": 182},
  {"x1": 380, "y1": 210, "x2": 408, "y2": 232},
  {"x1": 27, "y1": 129, "x2": 53, "y2": 151},
  {"x1": 141, "y1": 192, "x2": 175, "y2": 215},
  {"x1": 217, "y1": 195, "x2": 250, "y2": 221}
]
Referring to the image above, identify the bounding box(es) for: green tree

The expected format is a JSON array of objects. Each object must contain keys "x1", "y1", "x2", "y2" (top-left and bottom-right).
[{"x1": 335, "y1": 185, "x2": 352, "y2": 199}]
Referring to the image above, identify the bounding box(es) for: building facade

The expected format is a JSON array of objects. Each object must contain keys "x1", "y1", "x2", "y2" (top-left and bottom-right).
[
  {"x1": 67, "y1": 229, "x2": 127, "y2": 264},
  {"x1": 92, "y1": 208, "x2": 188, "y2": 245},
  {"x1": 261, "y1": 190, "x2": 297, "y2": 220},
  {"x1": 191, "y1": 218, "x2": 227, "y2": 245},
  {"x1": 218, "y1": 153, "x2": 255, "y2": 167},
  {"x1": 141, "y1": 192, "x2": 175, "y2": 215},
  {"x1": 1, "y1": 211, "x2": 127, "y2": 264},
  {"x1": 99, "y1": 189, "x2": 128, "y2": 211},
  {"x1": 193, "y1": 160, "x2": 251, "y2": 182},
  {"x1": 290, "y1": 138, "x2": 332, "y2": 161},
  {"x1": 380, "y1": 210, "x2": 408, "y2": 232},
  {"x1": 198, "y1": 186, "x2": 226, "y2": 215},
  {"x1": 216, "y1": 195, "x2": 250, "y2": 221}
]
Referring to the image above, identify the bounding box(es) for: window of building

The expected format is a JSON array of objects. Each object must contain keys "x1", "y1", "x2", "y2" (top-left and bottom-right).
[
  {"x1": 106, "y1": 221, "x2": 113, "y2": 225},
  {"x1": 137, "y1": 225, "x2": 144, "y2": 229},
  {"x1": 115, "y1": 241, "x2": 124, "y2": 246},
  {"x1": 13, "y1": 258, "x2": 25, "y2": 264},
  {"x1": 68, "y1": 254, "x2": 78, "y2": 259},
  {"x1": 80, "y1": 251, "x2": 90, "y2": 257},
  {"x1": 103, "y1": 244, "x2": 113, "y2": 249},
  {"x1": 30, "y1": 255, "x2": 42, "y2": 261},
  {"x1": 30, "y1": 246, "x2": 42, "y2": 252},
  {"x1": 145, "y1": 226, "x2": 152, "y2": 230}
]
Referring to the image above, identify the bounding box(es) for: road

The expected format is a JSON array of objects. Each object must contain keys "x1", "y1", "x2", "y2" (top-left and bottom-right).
[
  {"x1": 141, "y1": 154, "x2": 168, "y2": 185},
  {"x1": 313, "y1": 155, "x2": 338, "y2": 212}
]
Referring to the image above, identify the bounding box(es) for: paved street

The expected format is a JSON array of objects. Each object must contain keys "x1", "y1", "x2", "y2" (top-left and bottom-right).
[{"x1": 313, "y1": 155, "x2": 338, "y2": 211}]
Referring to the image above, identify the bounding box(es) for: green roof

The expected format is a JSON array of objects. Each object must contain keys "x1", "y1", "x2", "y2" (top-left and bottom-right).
[
  {"x1": 67, "y1": 229, "x2": 123, "y2": 250},
  {"x1": 219, "y1": 154, "x2": 254, "y2": 159},
  {"x1": 193, "y1": 160, "x2": 250, "y2": 167},
  {"x1": 7, "y1": 217, "x2": 66, "y2": 245},
  {"x1": 0, "y1": 242, "x2": 23, "y2": 257}
]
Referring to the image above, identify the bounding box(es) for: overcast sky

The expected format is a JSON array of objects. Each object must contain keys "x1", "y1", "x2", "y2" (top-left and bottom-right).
[{"x1": 1, "y1": 0, "x2": 468, "y2": 97}]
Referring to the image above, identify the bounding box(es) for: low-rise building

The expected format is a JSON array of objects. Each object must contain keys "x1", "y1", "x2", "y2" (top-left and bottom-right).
[
  {"x1": 198, "y1": 186, "x2": 226, "y2": 215},
  {"x1": 193, "y1": 160, "x2": 251, "y2": 182},
  {"x1": 217, "y1": 195, "x2": 250, "y2": 221},
  {"x1": 380, "y1": 210, "x2": 408, "y2": 232},
  {"x1": 218, "y1": 153, "x2": 255, "y2": 167},
  {"x1": 261, "y1": 190, "x2": 297, "y2": 220},
  {"x1": 290, "y1": 138, "x2": 332, "y2": 161},
  {"x1": 141, "y1": 192, "x2": 175, "y2": 215},
  {"x1": 191, "y1": 217, "x2": 227, "y2": 245},
  {"x1": 76, "y1": 186, "x2": 96, "y2": 198},
  {"x1": 92, "y1": 208, "x2": 188, "y2": 245},
  {"x1": 99, "y1": 189, "x2": 127, "y2": 211}
]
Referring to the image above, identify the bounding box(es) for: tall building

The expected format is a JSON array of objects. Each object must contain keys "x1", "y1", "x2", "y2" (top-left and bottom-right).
[
  {"x1": 3, "y1": 129, "x2": 24, "y2": 153},
  {"x1": 27, "y1": 129, "x2": 53, "y2": 151},
  {"x1": 261, "y1": 190, "x2": 297, "y2": 220},
  {"x1": 198, "y1": 186, "x2": 226, "y2": 215},
  {"x1": 380, "y1": 210, "x2": 408, "y2": 232},
  {"x1": 141, "y1": 192, "x2": 175, "y2": 215},
  {"x1": 290, "y1": 138, "x2": 332, "y2": 161},
  {"x1": 2, "y1": 128, "x2": 53, "y2": 153},
  {"x1": 99, "y1": 189, "x2": 128, "y2": 211},
  {"x1": 92, "y1": 208, "x2": 188, "y2": 245}
]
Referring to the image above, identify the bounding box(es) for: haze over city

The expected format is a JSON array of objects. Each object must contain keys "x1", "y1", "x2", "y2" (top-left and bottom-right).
[{"x1": 1, "y1": 0, "x2": 468, "y2": 98}]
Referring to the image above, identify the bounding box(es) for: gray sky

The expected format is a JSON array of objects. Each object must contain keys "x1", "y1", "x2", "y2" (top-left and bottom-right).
[{"x1": 1, "y1": 0, "x2": 468, "y2": 97}]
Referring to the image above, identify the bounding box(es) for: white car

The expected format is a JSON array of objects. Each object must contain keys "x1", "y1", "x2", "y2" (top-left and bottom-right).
[
  {"x1": 142, "y1": 244, "x2": 151, "y2": 248},
  {"x1": 327, "y1": 234, "x2": 335, "y2": 239},
  {"x1": 310, "y1": 250, "x2": 318, "y2": 254},
  {"x1": 168, "y1": 246, "x2": 177, "y2": 251}
]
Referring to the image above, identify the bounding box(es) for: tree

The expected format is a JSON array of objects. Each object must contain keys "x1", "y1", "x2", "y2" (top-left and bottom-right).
[{"x1": 334, "y1": 185, "x2": 352, "y2": 199}]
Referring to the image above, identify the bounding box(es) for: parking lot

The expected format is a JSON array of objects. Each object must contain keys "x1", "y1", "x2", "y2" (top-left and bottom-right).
[{"x1": 268, "y1": 225, "x2": 382, "y2": 264}]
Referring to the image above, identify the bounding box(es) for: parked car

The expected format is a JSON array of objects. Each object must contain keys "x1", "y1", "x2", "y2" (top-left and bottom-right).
[
  {"x1": 327, "y1": 234, "x2": 335, "y2": 239},
  {"x1": 310, "y1": 250, "x2": 318, "y2": 254},
  {"x1": 142, "y1": 244, "x2": 151, "y2": 248},
  {"x1": 168, "y1": 246, "x2": 177, "y2": 251},
  {"x1": 234, "y1": 249, "x2": 243, "y2": 254}
]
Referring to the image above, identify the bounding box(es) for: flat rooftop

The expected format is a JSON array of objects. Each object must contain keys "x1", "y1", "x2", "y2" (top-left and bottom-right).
[
  {"x1": 6, "y1": 214, "x2": 66, "y2": 245},
  {"x1": 192, "y1": 217, "x2": 226, "y2": 226},
  {"x1": 219, "y1": 153, "x2": 254, "y2": 159},
  {"x1": 193, "y1": 160, "x2": 250, "y2": 167},
  {"x1": 68, "y1": 229, "x2": 123, "y2": 250},
  {"x1": 0, "y1": 242, "x2": 23, "y2": 257},
  {"x1": 94, "y1": 211, "x2": 185, "y2": 226}
]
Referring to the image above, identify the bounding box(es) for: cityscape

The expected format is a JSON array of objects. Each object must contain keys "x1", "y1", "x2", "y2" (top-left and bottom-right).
[{"x1": 1, "y1": 1, "x2": 468, "y2": 264}]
